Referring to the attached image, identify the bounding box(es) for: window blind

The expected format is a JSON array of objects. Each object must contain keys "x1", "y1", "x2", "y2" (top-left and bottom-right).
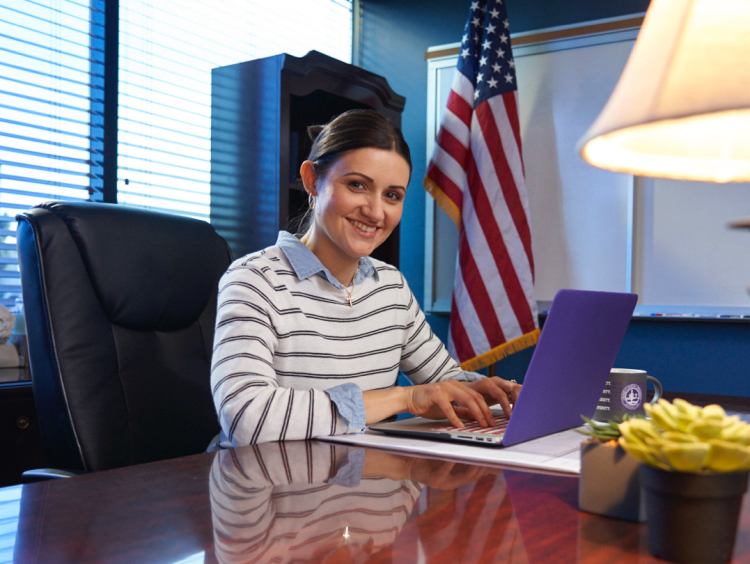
[
  {"x1": 0, "y1": 0, "x2": 100, "y2": 307},
  {"x1": 0, "y1": 485, "x2": 22, "y2": 564},
  {"x1": 118, "y1": 0, "x2": 353, "y2": 222}
]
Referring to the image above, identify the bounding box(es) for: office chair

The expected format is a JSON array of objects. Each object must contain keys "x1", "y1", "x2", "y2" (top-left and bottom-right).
[{"x1": 16, "y1": 201, "x2": 232, "y2": 474}]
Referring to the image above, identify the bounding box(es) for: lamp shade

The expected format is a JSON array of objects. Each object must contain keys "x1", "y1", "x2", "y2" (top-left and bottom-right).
[{"x1": 578, "y1": 0, "x2": 750, "y2": 183}]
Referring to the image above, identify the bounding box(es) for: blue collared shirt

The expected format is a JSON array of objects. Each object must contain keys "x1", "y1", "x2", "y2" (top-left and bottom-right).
[{"x1": 276, "y1": 230, "x2": 378, "y2": 288}]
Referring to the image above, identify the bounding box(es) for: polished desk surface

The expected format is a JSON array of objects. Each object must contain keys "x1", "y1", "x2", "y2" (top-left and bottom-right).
[{"x1": 4, "y1": 439, "x2": 750, "y2": 564}]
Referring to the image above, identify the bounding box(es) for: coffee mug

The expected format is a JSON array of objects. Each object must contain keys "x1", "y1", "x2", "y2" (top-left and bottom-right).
[{"x1": 592, "y1": 368, "x2": 663, "y2": 423}]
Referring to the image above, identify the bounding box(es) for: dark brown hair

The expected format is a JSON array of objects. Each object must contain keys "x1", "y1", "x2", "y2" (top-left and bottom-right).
[
  {"x1": 307, "y1": 109, "x2": 412, "y2": 182},
  {"x1": 294, "y1": 109, "x2": 411, "y2": 234}
]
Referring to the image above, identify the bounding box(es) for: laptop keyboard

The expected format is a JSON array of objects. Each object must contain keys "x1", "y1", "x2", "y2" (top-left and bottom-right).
[{"x1": 434, "y1": 414, "x2": 510, "y2": 435}]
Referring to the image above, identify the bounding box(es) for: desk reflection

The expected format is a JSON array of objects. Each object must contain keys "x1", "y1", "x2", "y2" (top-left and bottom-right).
[
  {"x1": 209, "y1": 441, "x2": 498, "y2": 564},
  {"x1": 8, "y1": 439, "x2": 716, "y2": 563}
]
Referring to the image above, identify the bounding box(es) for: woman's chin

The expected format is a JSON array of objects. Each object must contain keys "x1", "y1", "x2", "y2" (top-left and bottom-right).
[{"x1": 347, "y1": 240, "x2": 381, "y2": 259}]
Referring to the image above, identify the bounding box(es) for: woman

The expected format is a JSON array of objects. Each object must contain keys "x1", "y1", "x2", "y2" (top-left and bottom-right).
[{"x1": 211, "y1": 109, "x2": 520, "y2": 447}]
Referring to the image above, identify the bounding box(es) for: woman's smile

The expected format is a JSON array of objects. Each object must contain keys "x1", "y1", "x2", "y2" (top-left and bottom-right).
[{"x1": 347, "y1": 218, "x2": 378, "y2": 235}]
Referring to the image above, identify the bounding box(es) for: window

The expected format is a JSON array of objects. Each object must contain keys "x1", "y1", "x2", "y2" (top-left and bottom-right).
[
  {"x1": 0, "y1": 0, "x2": 353, "y2": 307},
  {"x1": 0, "y1": 0, "x2": 101, "y2": 306},
  {"x1": 117, "y1": 0, "x2": 353, "y2": 221}
]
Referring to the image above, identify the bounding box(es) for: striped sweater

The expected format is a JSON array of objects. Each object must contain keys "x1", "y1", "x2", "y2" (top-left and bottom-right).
[{"x1": 210, "y1": 237, "x2": 469, "y2": 446}]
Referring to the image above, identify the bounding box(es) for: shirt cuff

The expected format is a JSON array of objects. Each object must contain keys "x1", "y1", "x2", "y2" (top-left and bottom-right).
[
  {"x1": 325, "y1": 382, "x2": 366, "y2": 430},
  {"x1": 451, "y1": 370, "x2": 484, "y2": 382}
]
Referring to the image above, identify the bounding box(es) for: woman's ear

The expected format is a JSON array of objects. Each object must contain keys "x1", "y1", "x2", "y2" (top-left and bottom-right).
[{"x1": 300, "y1": 161, "x2": 317, "y2": 196}]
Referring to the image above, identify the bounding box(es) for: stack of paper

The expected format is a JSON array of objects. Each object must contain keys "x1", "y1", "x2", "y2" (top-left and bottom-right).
[{"x1": 321, "y1": 427, "x2": 585, "y2": 475}]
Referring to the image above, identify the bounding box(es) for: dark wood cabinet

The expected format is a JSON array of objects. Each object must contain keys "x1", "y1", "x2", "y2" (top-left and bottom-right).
[
  {"x1": 0, "y1": 380, "x2": 43, "y2": 487},
  {"x1": 210, "y1": 50, "x2": 405, "y2": 265}
]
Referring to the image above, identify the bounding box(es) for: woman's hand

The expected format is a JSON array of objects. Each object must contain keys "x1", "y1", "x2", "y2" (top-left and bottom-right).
[
  {"x1": 404, "y1": 379, "x2": 495, "y2": 428},
  {"x1": 362, "y1": 377, "x2": 521, "y2": 428},
  {"x1": 461, "y1": 377, "x2": 521, "y2": 417}
]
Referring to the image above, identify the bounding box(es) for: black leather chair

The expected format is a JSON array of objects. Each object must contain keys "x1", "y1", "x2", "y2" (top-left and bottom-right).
[{"x1": 16, "y1": 201, "x2": 232, "y2": 473}]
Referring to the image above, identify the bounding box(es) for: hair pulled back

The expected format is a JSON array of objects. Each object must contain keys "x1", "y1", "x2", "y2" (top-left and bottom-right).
[{"x1": 306, "y1": 109, "x2": 412, "y2": 182}]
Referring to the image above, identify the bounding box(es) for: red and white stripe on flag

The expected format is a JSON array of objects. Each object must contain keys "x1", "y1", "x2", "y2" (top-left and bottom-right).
[{"x1": 424, "y1": 0, "x2": 539, "y2": 372}]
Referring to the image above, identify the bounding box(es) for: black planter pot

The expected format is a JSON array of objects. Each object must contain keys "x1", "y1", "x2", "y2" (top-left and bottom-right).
[{"x1": 640, "y1": 465, "x2": 749, "y2": 564}]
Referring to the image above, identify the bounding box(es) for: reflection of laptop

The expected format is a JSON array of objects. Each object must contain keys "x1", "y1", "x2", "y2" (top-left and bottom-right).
[{"x1": 369, "y1": 289, "x2": 637, "y2": 447}]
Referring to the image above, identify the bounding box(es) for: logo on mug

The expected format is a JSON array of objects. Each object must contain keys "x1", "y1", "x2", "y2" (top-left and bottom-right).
[{"x1": 621, "y1": 384, "x2": 642, "y2": 410}]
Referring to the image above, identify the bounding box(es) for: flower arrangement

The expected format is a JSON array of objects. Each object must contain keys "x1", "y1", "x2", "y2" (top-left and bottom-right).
[{"x1": 618, "y1": 398, "x2": 750, "y2": 473}]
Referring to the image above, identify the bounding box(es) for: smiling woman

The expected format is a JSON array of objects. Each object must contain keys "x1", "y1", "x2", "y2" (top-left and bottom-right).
[{"x1": 209, "y1": 110, "x2": 521, "y2": 447}]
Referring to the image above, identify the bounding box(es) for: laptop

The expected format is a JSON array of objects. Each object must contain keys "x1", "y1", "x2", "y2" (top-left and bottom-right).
[{"x1": 369, "y1": 289, "x2": 637, "y2": 447}]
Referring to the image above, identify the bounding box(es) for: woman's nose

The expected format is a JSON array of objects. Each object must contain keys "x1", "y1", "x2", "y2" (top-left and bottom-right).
[{"x1": 362, "y1": 196, "x2": 384, "y2": 222}]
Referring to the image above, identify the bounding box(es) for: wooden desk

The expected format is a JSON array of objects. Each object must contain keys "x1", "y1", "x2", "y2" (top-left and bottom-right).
[{"x1": 4, "y1": 440, "x2": 750, "y2": 563}]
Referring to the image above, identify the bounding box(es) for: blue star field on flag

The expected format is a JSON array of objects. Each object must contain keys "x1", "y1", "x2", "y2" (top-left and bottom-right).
[{"x1": 458, "y1": 0, "x2": 517, "y2": 106}]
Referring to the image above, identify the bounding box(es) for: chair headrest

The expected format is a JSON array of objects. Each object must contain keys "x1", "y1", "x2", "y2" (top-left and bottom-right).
[{"x1": 28, "y1": 202, "x2": 231, "y2": 331}]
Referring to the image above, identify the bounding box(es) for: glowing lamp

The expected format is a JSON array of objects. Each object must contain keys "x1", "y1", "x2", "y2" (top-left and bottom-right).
[{"x1": 578, "y1": 0, "x2": 750, "y2": 183}]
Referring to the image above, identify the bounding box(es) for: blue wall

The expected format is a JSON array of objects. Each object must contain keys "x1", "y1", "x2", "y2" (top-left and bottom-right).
[
  {"x1": 361, "y1": 0, "x2": 750, "y2": 397},
  {"x1": 615, "y1": 320, "x2": 750, "y2": 397}
]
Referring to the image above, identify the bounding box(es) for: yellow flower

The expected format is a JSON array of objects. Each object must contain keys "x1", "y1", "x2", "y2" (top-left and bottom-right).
[
  {"x1": 615, "y1": 399, "x2": 750, "y2": 473},
  {"x1": 706, "y1": 440, "x2": 750, "y2": 472}
]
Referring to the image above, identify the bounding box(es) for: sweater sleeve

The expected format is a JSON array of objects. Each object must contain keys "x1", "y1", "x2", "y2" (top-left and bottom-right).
[
  {"x1": 211, "y1": 264, "x2": 360, "y2": 446},
  {"x1": 398, "y1": 273, "x2": 469, "y2": 385}
]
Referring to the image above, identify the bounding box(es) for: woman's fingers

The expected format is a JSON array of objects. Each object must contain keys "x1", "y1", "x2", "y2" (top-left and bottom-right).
[
  {"x1": 494, "y1": 390, "x2": 513, "y2": 417},
  {"x1": 434, "y1": 394, "x2": 464, "y2": 428},
  {"x1": 409, "y1": 380, "x2": 495, "y2": 427},
  {"x1": 470, "y1": 391, "x2": 495, "y2": 426},
  {"x1": 453, "y1": 405, "x2": 480, "y2": 422},
  {"x1": 426, "y1": 383, "x2": 467, "y2": 427},
  {"x1": 470, "y1": 377, "x2": 519, "y2": 417},
  {"x1": 446, "y1": 380, "x2": 493, "y2": 426}
]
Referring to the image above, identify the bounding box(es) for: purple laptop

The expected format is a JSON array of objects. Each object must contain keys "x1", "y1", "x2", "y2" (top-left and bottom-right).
[{"x1": 369, "y1": 289, "x2": 638, "y2": 447}]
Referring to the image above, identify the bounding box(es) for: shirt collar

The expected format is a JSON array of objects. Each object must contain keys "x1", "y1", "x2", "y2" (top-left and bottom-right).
[{"x1": 276, "y1": 231, "x2": 379, "y2": 289}]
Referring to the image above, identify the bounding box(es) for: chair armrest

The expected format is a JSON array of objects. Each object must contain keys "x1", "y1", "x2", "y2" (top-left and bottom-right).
[{"x1": 21, "y1": 468, "x2": 84, "y2": 482}]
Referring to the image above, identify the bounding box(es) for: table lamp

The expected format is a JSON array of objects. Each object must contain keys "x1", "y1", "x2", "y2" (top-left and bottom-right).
[{"x1": 577, "y1": 0, "x2": 750, "y2": 184}]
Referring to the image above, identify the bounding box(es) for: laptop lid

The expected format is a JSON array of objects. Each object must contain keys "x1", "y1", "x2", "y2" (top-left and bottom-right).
[
  {"x1": 369, "y1": 289, "x2": 637, "y2": 447},
  {"x1": 501, "y1": 289, "x2": 637, "y2": 446}
]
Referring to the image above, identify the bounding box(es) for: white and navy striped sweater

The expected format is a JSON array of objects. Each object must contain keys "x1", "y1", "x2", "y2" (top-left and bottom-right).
[{"x1": 211, "y1": 244, "x2": 466, "y2": 446}]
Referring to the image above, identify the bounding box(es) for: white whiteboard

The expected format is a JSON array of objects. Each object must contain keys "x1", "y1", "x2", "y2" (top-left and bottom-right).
[
  {"x1": 639, "y1": 178, "x2": 750, "y2": 308},
  {"x1": 425, "y1": 26, "x2": 750, "y2": 314}
]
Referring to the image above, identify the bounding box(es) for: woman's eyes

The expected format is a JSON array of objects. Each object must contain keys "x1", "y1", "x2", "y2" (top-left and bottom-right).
[{"x1": 346, "y1": 180, "x2": 403, "y2": 202}]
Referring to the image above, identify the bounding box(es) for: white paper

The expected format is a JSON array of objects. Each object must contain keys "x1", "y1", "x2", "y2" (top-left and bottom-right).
[{"x1": 320, "y1": 427, "x2": 586, "y2": 475}]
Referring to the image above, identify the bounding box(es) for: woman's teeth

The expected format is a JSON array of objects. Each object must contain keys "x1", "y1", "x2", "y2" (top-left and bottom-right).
[{"x1": 349, "y1": 219, "x2": 376, "y2": 233}]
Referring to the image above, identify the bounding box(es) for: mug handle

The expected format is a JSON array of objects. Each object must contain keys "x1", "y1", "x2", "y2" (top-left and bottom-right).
[{"x1": 647, "y1": 375, "x2": 663, "y2": 403}]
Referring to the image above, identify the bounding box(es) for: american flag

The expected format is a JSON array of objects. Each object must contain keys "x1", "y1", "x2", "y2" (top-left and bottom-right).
[{"x1": 424, "y1": 0, "x2": 539, "y2": 372}]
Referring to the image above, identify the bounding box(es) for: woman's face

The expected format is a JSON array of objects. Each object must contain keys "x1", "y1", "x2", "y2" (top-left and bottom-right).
[{"x1": 304, "y1": 147, "x2": 410, "y2": 266}]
